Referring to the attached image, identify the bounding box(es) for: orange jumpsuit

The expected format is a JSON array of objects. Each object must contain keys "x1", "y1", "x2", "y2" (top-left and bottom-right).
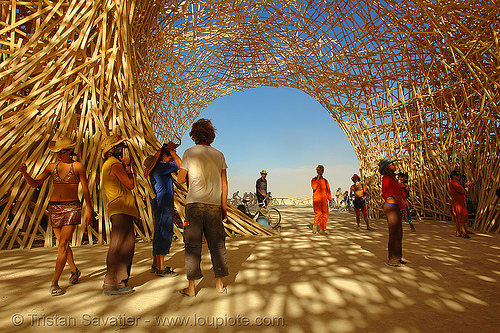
[{"x1": 311, "y1": 177, "x2": 332, "y2": 231}]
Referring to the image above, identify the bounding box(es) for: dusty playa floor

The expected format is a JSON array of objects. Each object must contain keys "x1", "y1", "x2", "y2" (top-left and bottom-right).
[{"x1": 0, "y1": 206, "x2": 499, "y2": 333}]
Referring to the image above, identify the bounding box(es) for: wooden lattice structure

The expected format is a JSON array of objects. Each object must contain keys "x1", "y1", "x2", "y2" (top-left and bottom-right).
[{"x1": 1, "y1": 0, "x2": 499, "y2": 249}]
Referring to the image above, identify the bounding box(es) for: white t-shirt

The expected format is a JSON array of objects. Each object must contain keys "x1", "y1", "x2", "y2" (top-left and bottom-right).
[{"x1": 180, "y1": 145, "x2": 228, "y2": 205}]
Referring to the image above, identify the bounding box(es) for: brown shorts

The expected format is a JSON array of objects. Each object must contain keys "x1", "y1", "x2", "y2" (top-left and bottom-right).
[{"x1": 48, "y1": 201, "x2": 82, "y2": 228}]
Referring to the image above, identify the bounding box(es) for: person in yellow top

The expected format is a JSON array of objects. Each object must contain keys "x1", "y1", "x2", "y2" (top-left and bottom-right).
[{"x1": 101, "y1": 134, "x2": 139, "y2": 295}]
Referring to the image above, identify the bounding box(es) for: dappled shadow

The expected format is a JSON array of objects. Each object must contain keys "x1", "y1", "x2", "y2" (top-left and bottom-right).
[{"x1": 0, "y1": 206, "x2": 499, "y2": 332}]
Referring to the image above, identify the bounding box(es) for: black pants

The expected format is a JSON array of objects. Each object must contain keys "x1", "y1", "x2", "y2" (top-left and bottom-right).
[{"x1": 184, "y1": 203, "x2": 228, "y2": 280}]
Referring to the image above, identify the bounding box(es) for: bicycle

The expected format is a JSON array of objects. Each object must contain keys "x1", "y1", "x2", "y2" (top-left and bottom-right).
[{"x1": 235, "y1": 195, "x2": 281, "y2": 230}]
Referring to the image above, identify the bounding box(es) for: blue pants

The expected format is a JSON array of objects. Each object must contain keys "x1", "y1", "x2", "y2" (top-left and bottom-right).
[{"x1": 152, "y1": 198, "x2": 174, "y2": 256}]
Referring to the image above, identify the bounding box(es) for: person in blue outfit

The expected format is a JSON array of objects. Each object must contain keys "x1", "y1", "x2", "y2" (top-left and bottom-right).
[{"x1": 144, "y1": 142, "x2": 181, "y2": 276}]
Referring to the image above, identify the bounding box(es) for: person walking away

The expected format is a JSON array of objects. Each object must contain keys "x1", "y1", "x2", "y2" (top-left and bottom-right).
[
  {"x1": 19, "y1": 137, "x2": 95, "y2": 296},
  {"x1": 311, "y1": 165, "x2": 332, "y2": 235},
  {"x1": 350, "y1": 174, "x2": 372, "y2": 230},
  {"x1": 177, "y1": 118, "x2": 229, "y2": 297},
  {"x1": 144, "y1": 142, "x2": 181, "y2": 276},
  {"x1": 379, "y1": 157, "x2": 409, "y2": 267},
  {"x1": 101, "y1": 134, "x2": 139, "y2": 295}
]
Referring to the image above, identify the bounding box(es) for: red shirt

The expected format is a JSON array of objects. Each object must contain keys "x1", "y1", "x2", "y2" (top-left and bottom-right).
[
  {"x1": 382, "y1": 175, "x2": 405, "y2": 210},
  {"x1": 449, "y1": 180, "x2": 466, "y2": 205}
]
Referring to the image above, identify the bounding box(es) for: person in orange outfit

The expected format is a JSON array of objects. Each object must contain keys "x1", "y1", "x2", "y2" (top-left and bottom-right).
[{"x1": 311, "y1": 165, "x2": 332, "y2": 234}]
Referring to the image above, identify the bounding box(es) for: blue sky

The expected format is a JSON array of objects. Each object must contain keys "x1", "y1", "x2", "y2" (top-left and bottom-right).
[{"x1": 177, "y1": 87, "x2": 359, "y2": 199}]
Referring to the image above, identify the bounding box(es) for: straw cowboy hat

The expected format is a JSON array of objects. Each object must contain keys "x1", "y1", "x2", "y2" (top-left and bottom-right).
[
  {"x1": 260, "y1": 170, "x2": 268, "y2": 175},
  {"x1": 143, "y1": 150, "x2": 162, "y2": 178},
  {"x1": 378, "y1": 157, "x2": 398, "y2": 174},
  {"x1": 101, "y1": 134, "x2": 126, "y2": 158},
  {"x1": 48, "y1": 137, "x2": 76, "y2": 152}
]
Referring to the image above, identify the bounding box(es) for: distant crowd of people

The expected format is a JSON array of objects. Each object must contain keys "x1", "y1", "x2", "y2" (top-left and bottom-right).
[{"x1": 310, "y1": 157, "x2": 479, "y2": 268}]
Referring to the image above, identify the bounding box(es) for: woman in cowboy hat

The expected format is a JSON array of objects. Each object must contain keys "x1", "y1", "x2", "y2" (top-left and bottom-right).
[
  {"x1": 378, "y1": 157, "x2": 409, "y2": 267},
  {"x1": 100, "y1": 134, "x2": 139, "y2": 295},
  {"x1": 19, "y1": 137, "x2": 95, "y2": 296},
  {"x1": 144, "y1": 142, "x2": 181, "y2": 276}
]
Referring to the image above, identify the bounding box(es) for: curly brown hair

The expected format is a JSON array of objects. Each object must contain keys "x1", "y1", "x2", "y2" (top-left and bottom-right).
[{"x1": 189, "y1": 118, "x2": 216, "y2": 145}]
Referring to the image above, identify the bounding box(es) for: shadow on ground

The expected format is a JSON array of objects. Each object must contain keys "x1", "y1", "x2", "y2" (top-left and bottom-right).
[{"x1": 0, "y1": 206, "x2": 499, "y2": 332}]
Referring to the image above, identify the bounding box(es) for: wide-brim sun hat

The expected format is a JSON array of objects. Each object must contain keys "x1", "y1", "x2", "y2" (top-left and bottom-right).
[
  {"x1": 378, "y1": 157, "x2": 398, "y2": 174},
  {"x1": 144, "y1": 149, "x2": 162, "y2": 178},
  {"x1": 48, "y1": 137, "x2": 77, "y2": 152},
  {"x1": 260, "y1": 170, "x2": 268, "y2": 175},
  {"x1": 101, "y1": 134, "x2": 126, "y2": 158}
]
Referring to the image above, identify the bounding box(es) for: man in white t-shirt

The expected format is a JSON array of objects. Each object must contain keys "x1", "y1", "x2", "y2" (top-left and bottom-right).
[{"x1": 177, "y1": 118, "x2": 229, "y2": 297}]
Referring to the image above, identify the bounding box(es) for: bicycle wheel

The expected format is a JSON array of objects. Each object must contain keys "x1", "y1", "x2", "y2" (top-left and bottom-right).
[{"x1": 267, "y1": 208, "x2": 281, "y2": 229}]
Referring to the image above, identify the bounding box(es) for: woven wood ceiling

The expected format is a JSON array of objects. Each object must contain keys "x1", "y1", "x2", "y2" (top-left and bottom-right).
[{"x1": 0, "y1": 0, "x2": 499, "y2": 249}]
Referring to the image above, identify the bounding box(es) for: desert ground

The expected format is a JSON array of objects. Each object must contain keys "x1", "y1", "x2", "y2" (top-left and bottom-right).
[{"x1": 1, "y1": 206, "x2": 499, "y2": 332}]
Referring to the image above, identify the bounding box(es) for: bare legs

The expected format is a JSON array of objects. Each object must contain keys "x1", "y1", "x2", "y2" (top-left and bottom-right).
[
  {"x1": 153, "y1": 255, "x2": 165, "y2": 271},
  {"x1": 51, "y1": 225, "x2": 77, "y2": 286},
  {"x1": 383, "y1": 204, "x2": 403, "y2": 266},
  {"x1": 182, "y1": 277, "x2": 225, "y2": 297},
  {"x1": 355, "y1": 213, "x2": 371, "y2": 230}
]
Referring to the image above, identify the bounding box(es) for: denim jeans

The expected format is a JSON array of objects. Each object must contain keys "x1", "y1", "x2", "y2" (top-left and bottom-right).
[{"x1": 184, "y1": 203, "x2": 228, "y2": 280}]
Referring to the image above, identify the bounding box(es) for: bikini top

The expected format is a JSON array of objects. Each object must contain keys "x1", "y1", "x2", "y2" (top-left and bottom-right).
[{"x1": 52, "y1": 163, "x2": 79, "y2": 184}]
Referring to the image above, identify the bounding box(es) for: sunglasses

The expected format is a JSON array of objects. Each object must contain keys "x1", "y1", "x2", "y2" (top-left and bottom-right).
[{"x1": 58, "y1": 148, "x2": 71, "y2": 154}]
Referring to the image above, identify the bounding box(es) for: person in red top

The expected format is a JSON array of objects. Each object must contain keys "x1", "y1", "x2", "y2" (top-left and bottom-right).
[
  {"x1": 311, "y1": 165, "x2": 332, "y2": 234},
  {"x1": 449, "y1": 170, "x2": 472, "y2": 238},
  {"x1": 378, "y1": 157, "x2": 409, "y2": 267}
]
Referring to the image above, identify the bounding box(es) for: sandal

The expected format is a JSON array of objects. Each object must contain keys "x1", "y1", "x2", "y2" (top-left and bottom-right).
[
  {"x1": 49, "y1": 284, "x2": 64, "y2": 296},
  {"x1": 179, "y1": 288, "x2": 195, "y2": 297},
  {"x1": 218, "y1": 286, "x2": 228, "y2": 295},
  {"x1": 69, "y1": 268, "x2": 81, "y2": 284},
  {"x1": 157, "y1": 267, "x2": 178, "y2": 277}
]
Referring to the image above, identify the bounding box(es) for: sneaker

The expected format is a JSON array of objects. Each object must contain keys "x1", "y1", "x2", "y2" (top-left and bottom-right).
[
  {"x1": 103, "y1": 286, "x2": 134, "y2": 296},
  {"x1": 319, "y1": 230, "x2": 328, "y2": 235}
]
